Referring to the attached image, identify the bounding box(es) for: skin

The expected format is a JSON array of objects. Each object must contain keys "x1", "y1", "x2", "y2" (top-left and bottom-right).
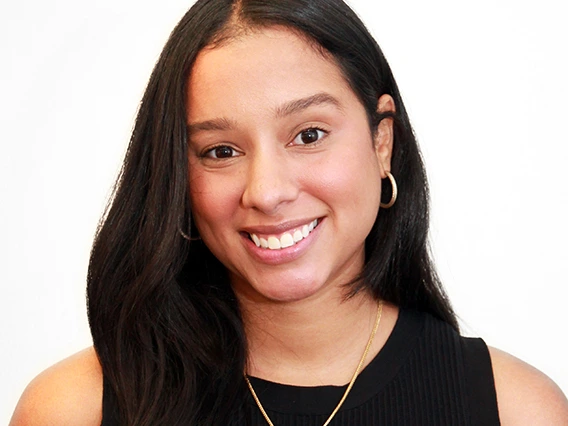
[{"x1": 10, "y1": 27, "x2": 568, "y2": 425}]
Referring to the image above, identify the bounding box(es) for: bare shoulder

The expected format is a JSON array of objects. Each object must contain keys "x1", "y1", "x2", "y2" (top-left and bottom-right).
[
  {"x1": 10, "y1": 347, "x2": 103, "y2": 426},
  {"x1": 489, "y1": 346, "x2": 568, "y2": 425}
]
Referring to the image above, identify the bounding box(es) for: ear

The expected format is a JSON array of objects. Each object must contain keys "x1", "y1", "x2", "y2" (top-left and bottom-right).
[{"x1": 374, "y1": 94, "x2": 396, "y2": 178}]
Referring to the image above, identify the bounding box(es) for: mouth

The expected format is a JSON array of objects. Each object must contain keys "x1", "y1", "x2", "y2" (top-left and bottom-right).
[{"x1": 247, "y1": 219, "x2": 320, "y2": 250}]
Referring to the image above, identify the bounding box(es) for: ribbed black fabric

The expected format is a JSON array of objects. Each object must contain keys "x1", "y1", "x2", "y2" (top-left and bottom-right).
[{"x1": 101, "y1": 309, "x2": 500, "y2": 425}]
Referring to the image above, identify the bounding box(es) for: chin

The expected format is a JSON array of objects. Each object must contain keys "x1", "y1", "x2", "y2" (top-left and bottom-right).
[
  {"x1": 262, "y1": 285, "x2": 322, "y2": 303},
  {"x1": 233, "y1": 270, "x2": 329, "y2": 304}
]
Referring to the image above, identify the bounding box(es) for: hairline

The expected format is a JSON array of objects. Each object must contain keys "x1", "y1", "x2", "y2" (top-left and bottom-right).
[{"x1": 194, "y1": 22, "x2": 377, "y2": 137}]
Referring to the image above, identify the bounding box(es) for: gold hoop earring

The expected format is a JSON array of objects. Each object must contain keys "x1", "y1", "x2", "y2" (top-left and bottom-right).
[
  {"x1": 179, "y1": 223, "x2": 201, "y2": 241},
  {"x1": 380, "y1": 171, "x2": 398, "y2": 209}
]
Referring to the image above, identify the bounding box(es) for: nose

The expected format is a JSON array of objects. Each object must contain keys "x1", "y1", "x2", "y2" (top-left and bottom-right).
[{"x1": 241, "y1": 147, "x2": 299, "y2": 215}]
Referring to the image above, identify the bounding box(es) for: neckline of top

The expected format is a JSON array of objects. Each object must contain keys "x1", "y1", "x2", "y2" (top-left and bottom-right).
[{"x1": 246, "y1": 307, "x2": 426, "y2": 415}]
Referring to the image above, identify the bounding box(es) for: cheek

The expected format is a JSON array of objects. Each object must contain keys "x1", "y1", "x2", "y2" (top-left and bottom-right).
[
  {"x1": 188, "y1": 170, "x2": 242, "y2": 238},
  {"x1": 304, "y1": 146, "x2": 382, "y2": 216}
]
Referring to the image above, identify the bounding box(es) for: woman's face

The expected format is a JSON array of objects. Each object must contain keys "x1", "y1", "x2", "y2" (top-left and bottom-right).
[{"x1": 187, "y1": 27, "x2": 393, "y2": 303}]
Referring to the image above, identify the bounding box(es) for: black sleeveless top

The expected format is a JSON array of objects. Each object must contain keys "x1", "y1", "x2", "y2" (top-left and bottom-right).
[{"x1": 102, "y1": 309, "x2": 500, "y2": 425}]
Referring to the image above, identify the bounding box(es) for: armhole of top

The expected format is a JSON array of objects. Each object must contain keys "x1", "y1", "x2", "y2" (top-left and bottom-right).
[{"x1": 461, "y1": 337, "x2": 501, "y2": 425}]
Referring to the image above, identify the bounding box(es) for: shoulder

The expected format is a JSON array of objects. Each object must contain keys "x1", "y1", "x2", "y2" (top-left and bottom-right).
[
  {"x1": 488, "y1": 346, "x2": 568, "y2": 425},
  {"x1": 10, "y1": 347, "x2": 103, "y2": 426}
]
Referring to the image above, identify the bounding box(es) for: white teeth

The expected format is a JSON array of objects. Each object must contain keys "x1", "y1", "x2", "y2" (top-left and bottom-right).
[
  {"x1": 267, "y1": 236, "x2": 281, "y2": 250},
  {"x1": 249, "y1": 219, "x2": 320, "y2": 250},
  {"x1": 280, "y1": 233, "x2": 294, "y2": 248}
]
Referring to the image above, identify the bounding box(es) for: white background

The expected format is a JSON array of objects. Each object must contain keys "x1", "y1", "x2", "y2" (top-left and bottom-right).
[{"x1": 1, "y1": 0, "x2": 566, "y2": 422}]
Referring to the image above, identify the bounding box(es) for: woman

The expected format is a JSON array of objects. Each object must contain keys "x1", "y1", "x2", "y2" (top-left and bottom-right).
[{"x1": 10, "y1": 0, "x2": 568, "y2": 425}]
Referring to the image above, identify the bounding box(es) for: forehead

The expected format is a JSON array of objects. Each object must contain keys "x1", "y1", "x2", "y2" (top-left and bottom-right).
[{"x1": 186, "y1": 27, "x2": 355, "y2": 122}]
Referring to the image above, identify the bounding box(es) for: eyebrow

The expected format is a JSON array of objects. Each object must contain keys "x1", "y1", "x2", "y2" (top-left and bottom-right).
[
  {"x1": 187, "y1": 92, "x2": 343, "y2": 134},
  {"x1": 274, "y1": 92, "x2": 344, "y2": 118},
  {"x1": 187, "y1": 117, "x2": 236, "y2": 135}
]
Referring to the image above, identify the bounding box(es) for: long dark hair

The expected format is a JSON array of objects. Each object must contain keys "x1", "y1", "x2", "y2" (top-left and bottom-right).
[{"x1": 87, "y1": 0, "x2": 457, "y2": 424}]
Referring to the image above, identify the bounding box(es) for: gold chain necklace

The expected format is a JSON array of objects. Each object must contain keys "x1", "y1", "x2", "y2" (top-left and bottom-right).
[{"x1": 245, "y1": 300, "x2": 383, "y2": 426}]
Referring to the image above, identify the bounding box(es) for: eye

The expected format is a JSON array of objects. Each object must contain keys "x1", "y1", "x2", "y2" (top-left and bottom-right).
[
  {"x1": 293, "y1": 128, "x2": 327, "y2": 145},
  {"x1": 203, "y1": 145, "x2": 239, "y2": 159}
]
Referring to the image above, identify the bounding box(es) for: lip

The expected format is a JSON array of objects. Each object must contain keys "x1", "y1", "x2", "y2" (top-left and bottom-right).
[
  {"x1": 241, "y1": 217, "x2": 323, "y2": 265},
  {"x1": 241, "y1": 217, "x2": 320, "y2": 236}
]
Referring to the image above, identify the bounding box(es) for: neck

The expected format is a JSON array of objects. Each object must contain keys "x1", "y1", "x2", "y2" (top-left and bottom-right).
[{"x1": 238, "y1": 286, "x2": 397, "y2": 386}]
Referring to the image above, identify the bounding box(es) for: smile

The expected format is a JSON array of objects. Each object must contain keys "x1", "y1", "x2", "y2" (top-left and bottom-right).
[{"x1": 249, "y1": 219, "x2": 319, "y2": 250}]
